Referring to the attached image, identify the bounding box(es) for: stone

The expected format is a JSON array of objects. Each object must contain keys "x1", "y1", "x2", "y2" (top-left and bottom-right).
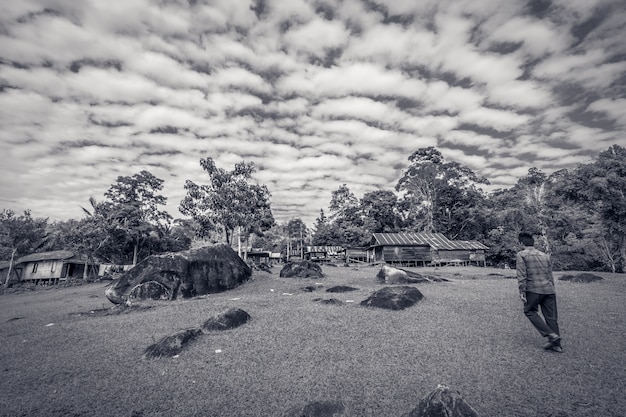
[
  {"x1": 377, "y1": 265, "x2": 445, "y2": 284},
  {"x1": 105, "y1": 244, "x2": 251, "y2": 304},
  {"x1": 559, "y1": 273, "x2": 603, "y2": 283},
  {"x1": 283, "y1": 400, "x2": 346, "y2": 417},
  {"x1": 402, "y1": 384, "x2": 479, "y2": 417},
  {"x1": 143, "y1": 308, "x2": 251, "y2": 359},
  {"x1": 279, "y1": 261, "x2": 324, "y2": 278},
  {"x1": 360, "y1": 286, "x2": 424, "y2": 310},
  {"x1": 314, "y1": 298, "x2": 343, "y2": 305},
  {"x1": 326, "y1": 286, "x2": 358, "y2": 293},
  {"x1": 202, "y1": 307, "x2": 250, "y2": 332},
  {"x1": 127, "y1": 281, "x2": 170, "y2": 302},
  {"x1": 143, "y1": 328, "x2": 202, "y2": 359}
]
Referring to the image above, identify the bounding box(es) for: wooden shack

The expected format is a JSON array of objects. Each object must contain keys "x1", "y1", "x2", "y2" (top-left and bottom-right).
[
  {"x1": 304, "y1": 246, "x2": 328, "y2": 263},
  {"x1": 246, "y1": 250, "x2": 271, "y2": 264},
  {"x1": 368, "y1": 233, "x2": 489, "y2": 267},
  {"x1": 5, "y1": 250, "x2": 100, "y2": 285},
  {"x1": 345, "y1": 247, "x2": 368, "y2": 264},
  {"x1": 368, "y1": 233, "x2": 432, "y2": 266}
]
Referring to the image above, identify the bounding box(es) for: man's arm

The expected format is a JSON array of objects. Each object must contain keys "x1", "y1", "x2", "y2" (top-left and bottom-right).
[{"x1": 516, "y1": 252, "x2": 527, "y2": 303}]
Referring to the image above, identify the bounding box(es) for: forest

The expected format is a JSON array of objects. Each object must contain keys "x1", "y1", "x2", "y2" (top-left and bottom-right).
[{"x1": 1, "y1": 144, "x2": 625, "y2": 273}]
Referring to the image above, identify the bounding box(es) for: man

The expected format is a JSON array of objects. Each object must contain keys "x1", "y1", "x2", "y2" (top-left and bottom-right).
[{"x1": 516, "y1": 232, "x2": 562, "y2": 352}]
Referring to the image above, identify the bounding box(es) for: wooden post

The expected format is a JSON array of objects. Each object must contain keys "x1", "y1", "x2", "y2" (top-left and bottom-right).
[{"x1": 4, "y1": 248, "x2": 17, "y2": 287}]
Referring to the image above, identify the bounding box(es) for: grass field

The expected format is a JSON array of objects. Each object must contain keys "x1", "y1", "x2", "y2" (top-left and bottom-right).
[{"x1": 0, "y1": 265, "x2": 624, "y2": 417}]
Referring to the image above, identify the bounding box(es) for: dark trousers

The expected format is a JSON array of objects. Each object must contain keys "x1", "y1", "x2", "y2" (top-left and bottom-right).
[{"x1": 524, "y1": 292, "x2": 560, "y2": 341}]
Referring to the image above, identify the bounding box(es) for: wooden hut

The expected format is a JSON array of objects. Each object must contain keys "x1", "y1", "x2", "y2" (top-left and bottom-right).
[
  {"x1": 247, "y1": 250, "x2": 271, "y2": 264},
  {"x1": 304, "y1": 246, "x2": 328, "y2": 263},
  {"x1": 5, "y1": 250, "x2": 100, "y2": 285},
  {"x1": 368, "y1": 233, "x2": 432, "y2": 266},
  {"x1": 368, "y1": 233, "x2": 489, "y2": 267},
  {"x1": 345, "y1": 247, "x2": 368, "y2": 264}
]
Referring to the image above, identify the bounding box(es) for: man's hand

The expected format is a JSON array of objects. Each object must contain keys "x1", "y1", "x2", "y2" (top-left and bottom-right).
[{"x1": 519, "y1": 292, "x2": 527, "y2": 303}]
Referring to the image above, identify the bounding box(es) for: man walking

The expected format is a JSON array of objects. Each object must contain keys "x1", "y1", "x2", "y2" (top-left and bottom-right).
[{"x1": 516, "y1": 232, "x2": 562, "y2": 352}]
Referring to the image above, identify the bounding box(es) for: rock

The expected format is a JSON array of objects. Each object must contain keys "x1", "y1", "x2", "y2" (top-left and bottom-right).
[
  {"x1": 143, "y1": 328, "x2": 202, "y2": 359},
  {"x1": 377, "y1": 265, "x2": 444, "y2": 284},
  {"x1": 127, "y1": 281, "x2": 170, "y2": 302},
  {"x1": 202, "y1": 307, "x2": 251, "y2": 332},
  {"x1": 402, "y1": 384, "x2": 479, "y2": 417},
  {"x1": 314, "y1": 298, "x2": 344, "y2": 305},
  {"x1": 105, "y1": 244, "x2": 251, "y2": 304},
  {"x1": 279, "y1": 261, "x2": 324, "y2": 278},
  {"x1": 559, "y1": 273, "x2": 603, "y2": 283},
  {"x1": 250, "y1": 262, "x2": 272, "y2": 273},
  {"x1": 143, "y1": 308, "x2": 251, "y2": 359},
  {"x1": 360, "y1": 286, "x2": 424, "y2": 310},
  {"x1": 283, "y1": 400, "x2": 346, "y2": 417},
  {"x1": 326, "y1": 286, "x2": 358, "y2": 293}
]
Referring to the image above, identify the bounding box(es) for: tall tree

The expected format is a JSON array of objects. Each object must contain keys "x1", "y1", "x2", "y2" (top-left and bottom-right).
[
  {"x1": 555, "y1": 145, "x2": 626, "y2": 272},
  {"x1": 359, "y1": 190, "x2": 402, "y2": 233},
  {"x1": 104, "y1": 170, "x2": 172, "y2": 265},
  {"x1": 329, "y1": 184, "x2": 360, "y2": 224},
  {"x1": 396, "y1": 147, "x2": 489, "y2": 233},
  {"x1": 180, "y1": 157, "x2": 273, "y2": 250}
]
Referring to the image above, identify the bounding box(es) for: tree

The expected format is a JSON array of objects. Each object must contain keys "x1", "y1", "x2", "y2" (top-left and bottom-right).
[
  {"x1": 180, "y1": 157, "x2": 273, "y2": 252},
  {"x1": 329, "y1": 184, "x2": 360, "y2": 224},
  {"x1": 286, "y1": 218, "x2": 307, "y2": 259},
  {"x1": 103, "y1": 170, "x2": 172, "y2": 265},
  {"x1": 396, "y1": 147, "x2": 489, "y2": 233},
  {"x1": 555, "y1": 145, "x2": 626, "y2": 272},
  {"x1": 359, "y1": 190, "x2": 402, "y2": 233},
  {"x1": 1, "y1": 209, "x2": 49, "y2": 285}
]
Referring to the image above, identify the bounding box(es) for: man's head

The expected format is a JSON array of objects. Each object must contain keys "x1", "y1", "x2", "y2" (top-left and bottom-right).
[{"x1": 518, "y1": 232, "x2": 534, "y2": 247}]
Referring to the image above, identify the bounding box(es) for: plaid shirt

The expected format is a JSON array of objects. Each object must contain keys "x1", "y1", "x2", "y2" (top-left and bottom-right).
[{"x1": 516, "y1": 247, "x2": 555, "y2": 295}]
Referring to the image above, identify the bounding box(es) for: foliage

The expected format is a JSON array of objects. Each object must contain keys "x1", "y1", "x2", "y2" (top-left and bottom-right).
[
  {"x1": 102, "y1": 170, "x2": 173, "y2": 264},
  {"x1": 180, "y1": 157, "x2": 274, "y2": 246},
  {"x1": 553, "y1": 145, "x2": 626, "y2": 272},
  {"x1": 0, "y1": 209, "x2": 48, "y2": 260},
  {"x1": 396, "y1": 147, "x2": 490, "y2": 234}
]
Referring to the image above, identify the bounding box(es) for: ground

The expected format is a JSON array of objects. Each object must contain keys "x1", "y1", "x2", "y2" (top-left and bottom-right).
[{"x1": 0, "y1": 265, "x2": 624, "y2": 417}]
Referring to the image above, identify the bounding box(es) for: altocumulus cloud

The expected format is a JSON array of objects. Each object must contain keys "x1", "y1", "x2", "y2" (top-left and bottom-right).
[{"x1": 0, "y1": 0, "x2": 625, "y2": 225}]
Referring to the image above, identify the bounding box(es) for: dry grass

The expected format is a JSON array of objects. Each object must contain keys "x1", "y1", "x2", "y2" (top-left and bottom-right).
[{"x1": 0, "y1": 265, "x2": 624, "y2": 417}]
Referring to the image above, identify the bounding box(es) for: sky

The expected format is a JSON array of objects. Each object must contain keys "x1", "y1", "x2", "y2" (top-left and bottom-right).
[{"x1": 1, "y1": 0, "x2": 625, "y2": 227}]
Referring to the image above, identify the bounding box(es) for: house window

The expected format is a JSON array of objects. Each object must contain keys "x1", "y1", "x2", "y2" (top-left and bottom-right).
[
  {"x1": 32, "y1": 263, "x2": 38, "y2": 273},
  {"x1": 51, "y1": 262, "x2": 56, "y2": 273}
]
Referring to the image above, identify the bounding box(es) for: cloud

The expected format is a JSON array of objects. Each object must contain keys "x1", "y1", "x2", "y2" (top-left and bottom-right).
[{"x1": 0, "y1": 0, "x2": 623, "y2": 227}]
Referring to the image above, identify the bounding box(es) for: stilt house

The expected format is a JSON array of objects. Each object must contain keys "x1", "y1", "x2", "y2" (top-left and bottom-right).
[
  {"x1": 2, "y1": 250, "x2": 100, "y2": 285},
  {"x1": 368, "y1": 233, "x2": 488, "y2": 266}
]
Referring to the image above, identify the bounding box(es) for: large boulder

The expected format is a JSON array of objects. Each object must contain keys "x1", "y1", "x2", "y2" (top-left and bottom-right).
[
  {"x1": 377, "y1": 265, "x2": 446, "y2": 284},
  {"x1": 279, "y1": 261, "x2": 324, "y2": 278},
  {"x1": 360, "y1": 286, "x2": 424, "y2": 310},
  {"x1": 402, "y1": 384, "x2": 479, "y2": 417},
  {"x1": 105, "y1": 244, "x2": 251, "y2": 304}
]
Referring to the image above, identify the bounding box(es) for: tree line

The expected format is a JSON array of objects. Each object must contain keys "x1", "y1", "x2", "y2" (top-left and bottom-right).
[{"x1": 1, "y1": 145, "x2": 625, "y2": 273}]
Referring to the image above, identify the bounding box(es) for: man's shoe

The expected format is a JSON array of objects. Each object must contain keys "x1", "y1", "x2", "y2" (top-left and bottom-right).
[
  {"x1": 543, "y1": 333, "x2": 561, "y2": 350},
  {"x1": 551, "y1": 346, "x2": 563, "y2": 353}
]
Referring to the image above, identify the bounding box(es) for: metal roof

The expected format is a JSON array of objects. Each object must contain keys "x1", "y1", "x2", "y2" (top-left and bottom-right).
[
  {"x1": 15, "y1": 250, "x2": 76, "y2": 264},
  {"x1": 370, "y1": 233, "x2": 488, "y2": 250}
]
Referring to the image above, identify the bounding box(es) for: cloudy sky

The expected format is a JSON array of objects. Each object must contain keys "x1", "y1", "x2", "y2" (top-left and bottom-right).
[{"x1": 1, "y1": 0, "x2": 624, "y2": 226}]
